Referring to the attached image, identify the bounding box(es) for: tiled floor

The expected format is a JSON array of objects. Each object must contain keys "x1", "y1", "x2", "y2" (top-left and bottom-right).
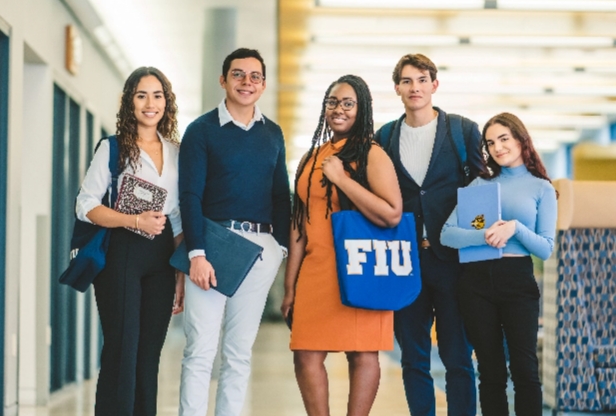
[
  {"x1": 19, "y1": 317, "x2": 442, "y2": 416},
  {"x1": 18, "y1": 317, "x2": 605, "y2": 415}
]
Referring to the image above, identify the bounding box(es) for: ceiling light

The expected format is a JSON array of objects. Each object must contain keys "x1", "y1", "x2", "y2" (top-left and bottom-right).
[
  {"x1": 497, "y1": 0, "x2": 616, "y2": 12},
  {"x1": 310, "y1": 34, "x2": 615, "y2": 49},
  {"x1": 473, "y1": 113, "x2": 607, "y2": 129},
  {"x1": 317, "y1": 0, "x2": 485, "y2": 9},
  {"x1": 470, "y1": 36, "x2": 615, "y2": 48},
  {"x1": 312, "y1": 34, "x2": 460, "y2": 46},
  {"x1": 529, "y1": 129, "x2": 580, "y2": 143}
]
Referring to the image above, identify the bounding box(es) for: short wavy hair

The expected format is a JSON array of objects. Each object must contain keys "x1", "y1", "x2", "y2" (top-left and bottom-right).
[
  {"x1": 221, "y1": 48, "x2": 266, "y2": 81},
  {"x1": 392, "y1": 53, "x2": 438, "y2": 84},
  {"x1": 115, "y1": 66, "x2": 179, "y2": 172}
]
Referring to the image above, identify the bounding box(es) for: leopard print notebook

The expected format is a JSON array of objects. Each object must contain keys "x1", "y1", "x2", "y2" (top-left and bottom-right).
[{"x1": 115, "y1": 173, "x2": 168, "y2": 239}]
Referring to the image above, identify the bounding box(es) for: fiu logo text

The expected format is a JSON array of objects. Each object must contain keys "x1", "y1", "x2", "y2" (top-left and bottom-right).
[
  {"x1": 344, "y1": 239, "x2": 413, "y2": 276},
  {"x1": 471, "y1": 214, "x2": 485, "y2": 230}
]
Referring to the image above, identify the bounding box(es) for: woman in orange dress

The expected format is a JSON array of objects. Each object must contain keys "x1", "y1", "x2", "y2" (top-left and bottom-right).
[{"x1": 281, "y1": 74, "x2": 403, "y2": 416}]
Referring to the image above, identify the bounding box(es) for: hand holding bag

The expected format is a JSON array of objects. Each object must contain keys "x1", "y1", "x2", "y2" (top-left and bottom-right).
[
  {"x1": 58, "y1": 136, "x2": 120, "y2": 292},
  {"x1": 169, "y1": 217, "x2": 264, "y2": 297},
  {"x1": 331, "y1": 188, "x2": 421, "y2": 311}
]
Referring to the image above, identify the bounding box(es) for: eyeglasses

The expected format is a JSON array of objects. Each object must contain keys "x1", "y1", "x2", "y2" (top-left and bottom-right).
[
  {"x1": 230, "y1": 70, "x2": 265, "y2": 84},
  {"x1": 324, "y1": 98, "x2": 356, "y2": 111}
]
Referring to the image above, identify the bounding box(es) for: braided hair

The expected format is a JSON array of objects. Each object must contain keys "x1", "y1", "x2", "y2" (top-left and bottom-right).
[{"x1": 291, "y1": 74, "x2": 375, "y2": 239}]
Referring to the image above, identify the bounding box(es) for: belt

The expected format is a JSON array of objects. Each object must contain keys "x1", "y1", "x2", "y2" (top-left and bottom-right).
[
  {"x1": 420, "y1": 238, "x2": 431, "y2": 249},
  {"x1": 219, "y1": 220, "x2": 273, "y2": 234}
]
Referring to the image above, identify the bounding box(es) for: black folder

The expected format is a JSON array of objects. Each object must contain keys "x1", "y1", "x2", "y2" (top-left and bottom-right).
[{"x1": 170, "y1": 217, "x2": 263, "y2": 297}]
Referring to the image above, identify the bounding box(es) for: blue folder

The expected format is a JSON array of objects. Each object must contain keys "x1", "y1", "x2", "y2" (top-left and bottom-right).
[
  {"x1": 170, "y1": 217, "x2": 263, "y2": 297},
  {"x1": 457, "y1": 182, "x2": 503, "y2": 263}
]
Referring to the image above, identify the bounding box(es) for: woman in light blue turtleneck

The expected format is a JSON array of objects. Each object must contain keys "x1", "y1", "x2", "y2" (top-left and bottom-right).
[{"x1": 441, "y1": 112, "x2": 557, "y2": 416}]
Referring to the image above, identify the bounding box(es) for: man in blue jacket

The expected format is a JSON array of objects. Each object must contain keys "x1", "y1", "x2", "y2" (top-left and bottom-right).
[
  {"x1": 374, "y1": 53, "x2": 483, "y2": 416},
  {"x1": 178, "y1": 48, "x2": 291, "y2": 416}
]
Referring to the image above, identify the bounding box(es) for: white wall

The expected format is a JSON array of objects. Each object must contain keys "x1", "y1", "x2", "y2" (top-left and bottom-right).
[
  {"x1": 20, "y1": 62, "x2": 53, "y2": 406},
  {"x1": 0, "y1": 0, "x2": 125, "y2": 411},
  {"x1": 0, "y1": 0, "x2": 279, "y2": 411}
]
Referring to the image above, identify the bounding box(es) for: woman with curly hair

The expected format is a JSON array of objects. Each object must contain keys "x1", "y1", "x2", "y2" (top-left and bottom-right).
[
  {"x1": 281, "y1": 74, "x2": 402, "y2": 415},
  {"x1": 441, "y1": 112, "x2": 557, "y2": 415},
  {"x1": 76, "y1": 66, "x2": 184, "y2": 416}
]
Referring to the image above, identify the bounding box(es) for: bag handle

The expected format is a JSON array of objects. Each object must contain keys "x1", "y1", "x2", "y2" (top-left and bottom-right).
[
  {"x1": 93, "y1": 135, "x2": 121, "y2": 208},
  {"x1": 377, "y1": 115, "x2": 402, "y2": 153},
  {"x1": 335, "y1": 185, "x2": 353, "y2": 211},
  {"x1": 107, "y1": 136, "x2": 120, "y2": 207},
  {"x1": 446, "y1": 114, "x2": 471, "y2": 186}
]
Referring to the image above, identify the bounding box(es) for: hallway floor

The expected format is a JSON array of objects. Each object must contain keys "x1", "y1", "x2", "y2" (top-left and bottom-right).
[
  {"x1": 19, "y1": 318, "x2": 600, "y2": 415},
  {"x1": 19, "y1": 318, "x2": 437, "y2": 416}
]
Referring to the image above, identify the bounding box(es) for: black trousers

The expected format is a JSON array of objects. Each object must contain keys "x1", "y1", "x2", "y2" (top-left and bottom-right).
[
  {"x1": 457, "y1": 256, "x2": 542, "y2": 416},
  {"x1": 93, "y1": 221, "x2": 175, "y2": 416}
]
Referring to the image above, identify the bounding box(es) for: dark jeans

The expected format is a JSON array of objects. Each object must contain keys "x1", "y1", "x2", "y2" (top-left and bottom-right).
[
  {"x1": 458, "y1": 256, "x2": 542, "y2": 416},
  {"x1": 394, "y1": 248, "x2": 476, "y2": 416},
  {"x1": 93, "y1": 222, "x2": 176, "y2": 416}
]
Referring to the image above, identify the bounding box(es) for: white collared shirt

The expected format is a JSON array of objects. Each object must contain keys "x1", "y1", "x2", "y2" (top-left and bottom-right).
[
  {"x1": 217, "y1": 99, "x2": 264, "y2": 130},
  {"x1": 76, "y1": 133, "x2": 182, "y2": 237}
]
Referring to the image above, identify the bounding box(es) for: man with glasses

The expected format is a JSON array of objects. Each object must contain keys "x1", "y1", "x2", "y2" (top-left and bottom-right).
[
  {"x1": 178, "y1": 48, "x2": 291, "y2": 416},
  {"x1": 375, "y1": 53, "x2": 483, "y2": 416}
]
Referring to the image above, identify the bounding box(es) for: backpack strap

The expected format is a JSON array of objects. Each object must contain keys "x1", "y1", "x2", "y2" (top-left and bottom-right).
[
  {"x1": 93, "y1": 135, "x2": 121, "y2": 208},
  {"x1": 377, "y1": 117, "x2": 401, "y2": 152},
  {"x1": 446, "y1": 114, "x2": 471, "y2": 186}
]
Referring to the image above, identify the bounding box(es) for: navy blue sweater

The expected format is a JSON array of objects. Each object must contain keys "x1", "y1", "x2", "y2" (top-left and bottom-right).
[{"x1": 179, "y1": 109, "x2": 291, "y2": 251}]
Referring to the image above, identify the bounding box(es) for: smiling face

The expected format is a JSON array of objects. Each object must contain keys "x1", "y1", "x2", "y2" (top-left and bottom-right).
[
  {"x1": 325, "y1": 82, "x2": 358, "y2": 142},
  {"x1": 485, "y1": 123, "x2": 524, "y2": 168},
  {"x1": 394, "y1": 64, "x2": 438, "y2": 113},
  {"x1": 220, "y1": 57, "x2": 266, "y2": 112},
  {"x1": 133, "y1": 75, "x2": 166, "y2": 131}
]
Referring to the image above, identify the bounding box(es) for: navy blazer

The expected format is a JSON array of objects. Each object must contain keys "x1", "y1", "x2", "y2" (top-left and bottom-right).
[{"x1": 375, "y1": 107, "x2": 483, "y2": 261}]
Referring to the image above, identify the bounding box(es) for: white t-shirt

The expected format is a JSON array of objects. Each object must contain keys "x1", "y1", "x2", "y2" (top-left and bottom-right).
[
  {"x1": 399, "y1": 116, "x2": 438, "y2": 187},
  {"x1": 400, "y1": 117, "x2": 438, "y2": 186}
]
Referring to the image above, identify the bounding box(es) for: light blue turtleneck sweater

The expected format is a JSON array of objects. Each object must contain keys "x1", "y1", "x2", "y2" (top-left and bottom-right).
[{"x1": 440, "y1": 164, "x2": 557, "y2": 260}]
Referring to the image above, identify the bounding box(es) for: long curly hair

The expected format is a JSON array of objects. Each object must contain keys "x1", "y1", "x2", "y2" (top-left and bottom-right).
[
  {"x1": 291, "y1": 74, "x2": 375, "y2": 239},
  {"x1": 480, "y1": 112, "x2": 551, "y2": 182},
  {"x1": 115, "y1": 66, "x2": 179, "y2": 172}
]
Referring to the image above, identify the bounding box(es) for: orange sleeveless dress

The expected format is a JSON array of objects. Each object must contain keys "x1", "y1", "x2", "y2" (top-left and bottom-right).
[{"x1": 289, "y1": 139, "x2": 394, "y2": 351}]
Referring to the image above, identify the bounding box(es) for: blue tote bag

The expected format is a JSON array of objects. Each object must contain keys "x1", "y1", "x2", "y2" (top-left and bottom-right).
[
  {"x1": 59, "y1": 136, "x2": 120, "y2": 292},
  {"x1": 331, "y1": 210, "x2": 422, "y2": 311}
]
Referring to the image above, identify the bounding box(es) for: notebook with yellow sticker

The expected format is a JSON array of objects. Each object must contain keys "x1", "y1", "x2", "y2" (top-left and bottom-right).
[{"x1": 457, "y1": 182, "x2": 503, "y2": 263}]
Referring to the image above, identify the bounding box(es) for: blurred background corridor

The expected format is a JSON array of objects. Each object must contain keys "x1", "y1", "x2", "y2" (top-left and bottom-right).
[{"x1": 1, "y1": 0, "x2": 615, "y2": 415}]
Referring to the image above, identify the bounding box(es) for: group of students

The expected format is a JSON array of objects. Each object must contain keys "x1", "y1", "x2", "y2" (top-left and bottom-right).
[{"x1": 76, "y1": 47, "x2": 557, "y2": 416}]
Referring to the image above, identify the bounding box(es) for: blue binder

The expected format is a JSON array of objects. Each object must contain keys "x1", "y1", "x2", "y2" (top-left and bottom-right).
[
  {"x1": 170, "y1": 218, "x2": 263, "y2": 297},
  {"x1": 457, "y1": 182, "x2": 503, "y2": 263}
]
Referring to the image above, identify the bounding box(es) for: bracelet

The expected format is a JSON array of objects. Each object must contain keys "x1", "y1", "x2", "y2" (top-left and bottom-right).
[{"x1": 135, "y1": 214, "x2": 140, "y2": 230}]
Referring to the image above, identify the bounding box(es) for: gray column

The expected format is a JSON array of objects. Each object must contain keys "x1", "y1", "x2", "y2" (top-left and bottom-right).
[{"x1": 202, "y1": 8, "x2": 237, "y2": 112}]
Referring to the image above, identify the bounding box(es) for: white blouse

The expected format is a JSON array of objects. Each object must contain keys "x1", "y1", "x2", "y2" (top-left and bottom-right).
[{"x1": 76, "y1": 135, "x2": 182, "y2": 237}]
